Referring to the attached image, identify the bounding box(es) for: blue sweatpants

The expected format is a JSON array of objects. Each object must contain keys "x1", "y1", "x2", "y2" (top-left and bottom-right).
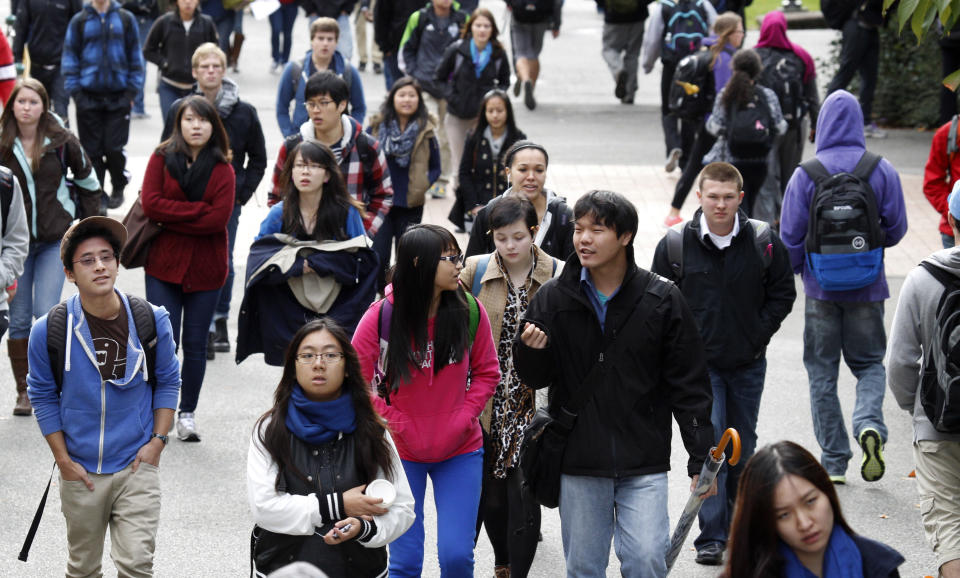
[{"x1": 389, "y1": 449, "x2": 483, "y2": 577}]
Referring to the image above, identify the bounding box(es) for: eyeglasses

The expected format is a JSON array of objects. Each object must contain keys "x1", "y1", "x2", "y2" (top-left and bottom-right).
[
  {"x1": 305, "y1": 100, "x2": 336, "y2": 111},
  {"x1": 293, "y1": 162, "x2": 325, "y2": 172},
  {"x1": 73, "y1": 253, "x2": 117, "y2": 268},
  {"x1": 295, "y1": 352, "x2": 345, "y2": 365},
  {"x1": 438, "y1": 253, "x2": 464, "y2": 266}
]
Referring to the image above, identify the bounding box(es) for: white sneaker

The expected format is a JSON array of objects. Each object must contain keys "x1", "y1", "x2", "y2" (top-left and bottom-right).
[
  {"x1": 864, "y1": 123, "x2": 887, "y2": 139},
  {"x1": 665, "y1": 148, "x2": 682, "y2": 172},
  {"x1": 177, "y1": 412, "x2": 201, "y2": 442}
]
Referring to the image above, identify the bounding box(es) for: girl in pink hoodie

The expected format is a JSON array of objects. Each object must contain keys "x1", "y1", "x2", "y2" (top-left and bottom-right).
[{"x1": 352, "y1": 223, "x2": 499, "y2": 577}]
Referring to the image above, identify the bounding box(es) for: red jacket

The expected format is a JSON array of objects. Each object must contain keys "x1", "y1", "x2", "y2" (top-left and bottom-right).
[
  {"x1": 923, "y1": 119, "x2": 959, "y2": 237},
  {"x1": 140, "y1": 151, "x2": 235, "y2": 292}
]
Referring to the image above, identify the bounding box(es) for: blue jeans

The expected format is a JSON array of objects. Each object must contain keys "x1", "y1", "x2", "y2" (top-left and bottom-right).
[
  {"x1": 214, "y1": 13, "x2": 235, "y2": 54},
  {"x1": 269, "y1": 2, "x2": 299, "y2": 65},
  {"x1": 390, "y1": 449, "x2": 483, "y2": 577},
  {"x1": 384, "y1": 52, "x2": 402, "y2": 91},
  {"x1": 9, "y1": 241, "x2": 65, "y2": 339},
  {"x1": 943, "y1": 232, "x2": 955, "y2": 249},
  {"x1": 210, "y1": 203, "x2": 240, "y2": 327},
  {"x1": 371, "y1": 205, "x2": 423, "y2": 292},
  {"x1": 30, "y1": 64, "x2": 69, "y2": 120},
  {"x1": 559, "y1": 472, "x2": 669, "y2": 578},
  {"x1": 695, "y1": 358, "x2": 766, "y2": 550},
  {"x1": 144, "y1": 274, "x2": 220, "y2": 413},
  {"x1": 133, "y1": 16, "x2": 154, "y2": 115},
  {"x1": 234, "y1": 9, "x2": 243, "y2": 33},
  {"x1": 803, "y1": 297, "x2": 888, "y2": 476},
  {"x1": 157, "y1": 82, "x2": 192, "y2": 125}
]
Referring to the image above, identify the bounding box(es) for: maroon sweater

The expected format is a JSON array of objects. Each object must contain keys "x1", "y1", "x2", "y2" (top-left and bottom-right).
[{"x1": 140, "y1": 151, "x2": 235, "y2": 292}]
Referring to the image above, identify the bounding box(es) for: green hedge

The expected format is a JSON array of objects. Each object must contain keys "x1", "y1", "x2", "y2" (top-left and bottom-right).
[{"x1": 819, "y1": 16, "x2": 945, "y2": 128}]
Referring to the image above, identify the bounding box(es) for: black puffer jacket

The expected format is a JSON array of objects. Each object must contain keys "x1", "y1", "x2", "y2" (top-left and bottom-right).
[
  {"x1": 143, "y1": 9, "x2": 218, "y2": 85},
  {"x1": 448, "y1": 125, "x2": 526, "y2": 229},
  {"x1": 514, "y1": 256, "x2": 714, "y2": 478},
  {"x1": 373, "y1": 0, "x2": 424, "y2": 54},
  {"x1": 13, "y1": 0, "x2": 83, "y2": 64},
  {"x1": 650, "y1": 209, "x2": 796, "y2": 369},
  {"x1": 465, "y1": 188, "x2": 574, "y2": 260},
  {"x1": 435, "y1": 39, "x2": 511, "y2": 119}
]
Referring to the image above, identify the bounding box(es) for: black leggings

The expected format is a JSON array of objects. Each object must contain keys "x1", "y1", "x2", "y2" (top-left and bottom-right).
[
  {"x1": 483, "y1": 466, "x2": 541, "y2": 576},
  {"x1": 671, "y1": 123, "x2": 717, "y2": 210},
  {"x1": 736, "y1": 160, "x2": 768, "y2": 217}
]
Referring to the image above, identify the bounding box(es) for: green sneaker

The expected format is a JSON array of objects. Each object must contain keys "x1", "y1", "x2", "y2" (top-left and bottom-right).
[
  {"x1": 859, "y1": 427, "x2": 885, "y2": 482},
  {"x1": 829, "y1": 475, "x2": 846, "y2": 485},
  {"x1": 429, "y1": 183, "x2": 447, "y2": 199}
]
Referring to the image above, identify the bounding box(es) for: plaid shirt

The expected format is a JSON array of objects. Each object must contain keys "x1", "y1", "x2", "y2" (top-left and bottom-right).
[{"x1": 270, "y1": 117, "x2": 392, "y2": 237}]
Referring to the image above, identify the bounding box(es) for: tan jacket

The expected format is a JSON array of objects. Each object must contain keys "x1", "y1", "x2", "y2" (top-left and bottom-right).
[
  {"x1": 367, "y1": 113, "x2": 438, "y2": 208},
  {"x1": 460, "y1": 246, "x2": 563, "y2": 430}
]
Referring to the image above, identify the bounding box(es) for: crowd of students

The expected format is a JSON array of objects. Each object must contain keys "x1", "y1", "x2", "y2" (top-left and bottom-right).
[{"x1": 2, "y1": 0, "x2": 958, "y2": 577}]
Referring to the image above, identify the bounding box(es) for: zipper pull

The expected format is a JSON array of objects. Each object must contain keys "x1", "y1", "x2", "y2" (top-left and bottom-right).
[{"x1": 599, "y1": 352, "x2": 604, "y2": 363}]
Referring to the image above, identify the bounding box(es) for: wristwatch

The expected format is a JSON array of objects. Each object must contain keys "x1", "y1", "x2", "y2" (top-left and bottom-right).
[{"x1": 150, "y1": 433, "x2": 169, "y2": 445}]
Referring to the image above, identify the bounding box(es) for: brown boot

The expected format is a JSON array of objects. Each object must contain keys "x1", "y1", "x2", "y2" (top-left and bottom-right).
[
  {"x1": 9, "y1": 338, "x2": 31, "y2": 416},
  {"x1": 494, "y1": 566, "x2": 510, "y2": 578},
  {"x1": 229, "y1": 33, "x2": 245, "y2": 73}
]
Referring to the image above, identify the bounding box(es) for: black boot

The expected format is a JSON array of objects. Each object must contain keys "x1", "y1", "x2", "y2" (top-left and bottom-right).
[
  {"x1": 213, "y1": 318, "x2": 230, "y2": 352},
  {"x1": 107, "y1": 188, "x2": 125, "y2": 210},
  {"x1": 206, "y1": 332, "x2": 216, "y2": 360}
]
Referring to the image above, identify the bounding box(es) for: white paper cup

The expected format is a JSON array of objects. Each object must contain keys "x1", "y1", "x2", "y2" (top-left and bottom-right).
[{"x1": 365, "y1": 479, "x2": 396, "y2": 507}]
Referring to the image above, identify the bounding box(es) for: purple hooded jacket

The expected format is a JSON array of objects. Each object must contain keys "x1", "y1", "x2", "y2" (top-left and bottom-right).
[{"x1": 780, "y1": 90, "x2": 907, "y2": 302}]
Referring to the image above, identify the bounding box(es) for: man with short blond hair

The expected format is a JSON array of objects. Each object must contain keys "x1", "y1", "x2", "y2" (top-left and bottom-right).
[
  {"x1": 652, "y1": 162, "x2": 796, "y2": 566},
  {"x1": 161, "y1": 42, "x2": 266, "y2": 371}
]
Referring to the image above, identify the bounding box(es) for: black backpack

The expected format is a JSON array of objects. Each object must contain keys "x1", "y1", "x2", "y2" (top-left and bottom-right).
[
  {"x1": 917, "y1": 261, "x2": 960, "y2": 433},
  {"x1": 509, "y1": 0, "x2": 554, "y2": 24},
  {"x1": 756, "y1": 48, "x2": 805, "y2": 127},
  {"x1": 800, "y1": 152, "x2": 885, "y2": 291},
  {"x1": 46, "y1": 294, "x2": 159, "y2": 390},
  {"x1": 668, "y1": 49, "x2": 715, "y2": 120},
  {"x1": 726, "y1": 89, "x2": 774, "y2": 159},
  {"x1": 660, "y1": 0, "x2": 710, "y2": 62},
  {"x1": 820, "y1": 0, "x2": 858, "y2": 29},
  {"x1": 0, "y1": 165, "x2": 15, "y2": 237}
]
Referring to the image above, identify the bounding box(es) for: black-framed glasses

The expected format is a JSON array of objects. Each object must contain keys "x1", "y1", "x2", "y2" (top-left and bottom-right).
[
  {"x1": 73, "y1": 253, "x2": 117, "y2": 268},
  {"x1": 438, "y1": 253, "x2": 464, "y2": 266},
  {"x1": 295, "y1": 352, "x2": 345, "y2": 365}
]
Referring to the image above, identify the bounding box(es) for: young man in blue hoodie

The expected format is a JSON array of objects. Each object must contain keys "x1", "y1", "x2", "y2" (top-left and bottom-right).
[
  {"x1": 780, "y1": 90, "x2": 907, "y2": 485},
  {"x1": 27, "y1": 217, "x2": 181, "y2": 577}
]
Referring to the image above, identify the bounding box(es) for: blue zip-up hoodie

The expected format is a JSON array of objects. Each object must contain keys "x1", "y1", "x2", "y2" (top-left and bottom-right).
[
  {"x1": 780, "y1": 90, "x2": 908, "y2": 302},
  {"x1": 27, "y1": 291, "x2": 181, "y2": 474},
  {"x1": 275, "y1": 49, "x2": 365, "y2": 138},
  {"x1": 62, "y1": 0, "x2": 144, "y2": 98}
]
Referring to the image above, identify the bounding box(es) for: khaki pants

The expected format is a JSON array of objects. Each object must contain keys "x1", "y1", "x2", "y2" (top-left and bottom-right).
[
  {"x1": 354, "y1": 0, "x2": 382, "y2": 65},
  {"x1": 59, "y1": 462, "x2": 162, "y2": 578},
  {"x1": 423, "y1": 93, "x2": 452, "y2": 187},
  {"x1": 445, "y1": 113, "x2": 475, "y2": 193},
  {"x1": 915, "y1": 439, "x2": 960, "y2": 571}
]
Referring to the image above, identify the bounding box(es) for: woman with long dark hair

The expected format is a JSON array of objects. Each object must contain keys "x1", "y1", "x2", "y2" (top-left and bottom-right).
[
  {"x1": 436, "y1": 7, "x2": 511, "y2": 191},
  {"x1": 723, "y1": 441, "x2": 903, "y2": 578},
  {"x1": 352, "y1": 223, "x2": 500, "y2": 577},
  {"x1": 703, "y1": 49, "x2": 786, "y2": 216},
  {"x1": 465, "y1": 140, "x2": 574, "y2": 261},
  {"x1": 237, "y1": 139, "x2": 378, "y2": 366},
  {"x1": 248, "y1": 319, "x2": 415, "y2": 577},
  {"x1": 141, "y1": 95, "x2": 234, "y2": 442},
  {"x1": 366, "y1": 77, "x2": 440, "y2": 290},
  {"x1": 449, "y1": 89, "x2": 527, "y2": 232},
  {"x1": 0, "y1": 77, "x2": 101, "y2": 416},
  {"x1": 664, "y1": 12, "x2": 743, "y2": 227},
  {"x1": 460, "y1": 197, "x2": 561, "y2": 578}
]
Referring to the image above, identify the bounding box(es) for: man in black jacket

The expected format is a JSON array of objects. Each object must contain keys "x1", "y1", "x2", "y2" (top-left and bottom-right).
[
  {"x1": 651, "y1": 162, "x2": 796, "y2": 566},
  {"x1": 373, "y1": 0, "x2": 423, "y2": 90},
  {"x1": 515, "y1": 189, "x2": 716, "y2": 577},
  {"x1": 161, "y1": 43, "x2": 267, "y2": 358},
  {"x1": 13, "y1": 0, "x2": 82, "y2": 119}
]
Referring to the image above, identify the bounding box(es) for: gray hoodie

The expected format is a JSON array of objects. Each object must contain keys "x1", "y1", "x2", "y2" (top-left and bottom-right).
[{"x1": 887, "y1": 247, "x2": 960, "y2": 442}]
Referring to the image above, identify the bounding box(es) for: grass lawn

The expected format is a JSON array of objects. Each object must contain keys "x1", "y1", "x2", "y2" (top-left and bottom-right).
[{"x1": 745, "y1": 0, "x2": 822, "y2": 27}]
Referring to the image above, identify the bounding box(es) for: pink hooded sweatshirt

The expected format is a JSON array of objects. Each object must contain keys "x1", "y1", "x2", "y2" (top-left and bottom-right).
[{"x1": 352, "y1": 290, "x2": 500, "y2": 463}]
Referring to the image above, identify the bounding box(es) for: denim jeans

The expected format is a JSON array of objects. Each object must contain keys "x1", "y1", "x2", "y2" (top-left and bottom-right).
[
  {"x1": 210, "y1": 203, "x2": 241, "y2": 328},
  {"x1": 383, "y1": 52, "x2": 402, "y2": 92},
  {"x1": 30, "y1": 64, "x2": 69, "y2": 120},
  {"x1": 371, "y1": 205, "x2": 423, "y2": 292},
  {"x1": 390, "y1": 449, "x2": 483, "y2": 578},
  {"x1": 215, "y1": 13, "x2": 235, "y2": 54},
  {"x1": 144, "y1": 274, "x2": 220, "y2": 413},
  {"x1": 269, "y1": 2, "x2": 299, "y2": 65},
  {"x1": 336, "y1": 13, "x2": 353, "y2": 61},
  {"x1": 9, "y1": 241, "x2": 65, "y2": 339},
  {"x1": 943, "y1": 232, "x2": 955, "y2": 250},
  {"x1": 695, "y1": 358, "x2": 766, "y2": 550},
  {"x1": 559, "y1": 472, "x2": 669, "y2": 578},
  {"x1": 803, "y1": 297, "x2": 888, "y2": 476},
  {"x1": 157, "y1": 82, "x2": 192, "y2": 126},
  {"x1": 133, "y1": 16, "x2": 154, "y2": 115}
]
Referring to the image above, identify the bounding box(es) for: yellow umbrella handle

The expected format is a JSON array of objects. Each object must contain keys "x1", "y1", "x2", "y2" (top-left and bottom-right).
[{"x1": 711, "y1": 428, "x2": 742, "y2": 466}]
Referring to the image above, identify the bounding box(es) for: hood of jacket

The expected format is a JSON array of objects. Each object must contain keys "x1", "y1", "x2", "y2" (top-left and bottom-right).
[
  {"x1": 298, "y1": 115, "x2": 361, "y2": 163},
  {"x1": 816, "y1": 90, "x2": 865, "y2": 153},
  {"x1": 213, "y1": 77, "x2": 240, "y2": 117},
  {"x1": 303, "y1": 48, "x2": 348, "y2": 77}
]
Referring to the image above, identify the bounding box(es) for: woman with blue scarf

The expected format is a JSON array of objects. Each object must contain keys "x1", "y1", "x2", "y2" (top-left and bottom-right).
[
  {"x1": 435, "y1": 8, "x2": 511, "y2": 196},
  {"x1": 247, "y1": 319, "x2": 415, "y2": 577},
  {"x1": 367, "y1": 77, "x2": 441, "y2": 291},
  {"x1": 723, "y1": 441, "x2": 903, "y2": 577}
]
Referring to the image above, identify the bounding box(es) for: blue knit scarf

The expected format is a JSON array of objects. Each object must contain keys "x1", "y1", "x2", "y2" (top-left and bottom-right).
[
  {"x1": 779, "y1": 524, "x2": 863, "y2": 578},
  {"x1": 285, "y1": 386, "x2": 357, "y2": 445},
  {"x1": 470, "y1": 39, "x2": 492, "y2": 78}
]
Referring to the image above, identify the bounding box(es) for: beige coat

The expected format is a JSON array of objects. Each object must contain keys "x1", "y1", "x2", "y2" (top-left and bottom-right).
[
  {"x1": 460, "y1": 246, "x2": 562, "y2": 430},
  {"x1": 366, "y1": 113, "x2": 438, "y2": 208}
]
